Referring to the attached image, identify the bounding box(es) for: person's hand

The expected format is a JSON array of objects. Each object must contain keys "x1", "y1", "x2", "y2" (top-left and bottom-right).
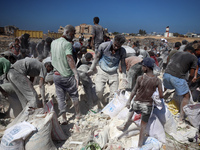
[
  {"x1": 120, "y1": 78, "x2": 128, "y2": 89},
  {"x1": 87, "y1": 69, "x2": 94, "y2": 76},
  {"x1": 192, "y1": 77, "x2": 197, "y2": 83},
  {"x1": 126, "y1": 101, "x2": 131, "y2": 109},
  {"x1": 1, "y1": 91, "x2": 8, "y2": 98},
  {"x1": 75, "y1": 74, "x2": 79, "y2": 87}
]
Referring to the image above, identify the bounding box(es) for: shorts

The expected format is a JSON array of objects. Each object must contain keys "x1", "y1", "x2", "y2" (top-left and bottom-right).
[
  {"x1": 130, "y1": 101, "x2": 152, "y2": 122},
  {"x1": 163, "y1": 73, "x2": 189, "y2": 96}
]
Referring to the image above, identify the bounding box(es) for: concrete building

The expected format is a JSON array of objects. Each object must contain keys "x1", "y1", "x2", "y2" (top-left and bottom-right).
[
  {"x1": 58, "y1": 24, "x2": 108, "y2": 35},
  {"x1": 75, "y1": 24, "x2": 93, "y2": 34},
  {"x1": 4, "y1": 26, "x2": 19, "y2": 35}
]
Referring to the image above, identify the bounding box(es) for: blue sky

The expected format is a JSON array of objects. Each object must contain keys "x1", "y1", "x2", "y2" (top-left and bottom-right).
[{"x1": 1, "y1": 0, "x2": 200, "y2": 34}]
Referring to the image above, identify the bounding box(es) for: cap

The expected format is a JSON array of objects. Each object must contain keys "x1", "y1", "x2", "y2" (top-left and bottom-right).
[
  {"x1": 73, "y1": 42, "x2": 81, "y2": 49},
  {"x1": 142, "y1": 57, "x2": 155, "y2": 69}
]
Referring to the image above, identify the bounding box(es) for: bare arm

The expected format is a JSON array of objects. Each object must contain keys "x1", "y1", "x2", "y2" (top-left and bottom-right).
[
  {"x1": 87, "y1": 51, "x2": 101, "y2": 75},
  {"x1": 157, "y1": 79, "x2": 163, "y2": 99},
  {"x1": 192, "y1": 65, "x2": 199, "y2": 82},
  {"x1": 126, "y1": 76, "x2": 140, "y2": 108},
  {"x1": 67, "y1": 55, "x2": 79, "y2": 87},
  {"x1": 189, "y1": 68, "x2": 196, "y2": 82},
  {"x1": 0, "y1": 86, "x2": 8, "y2": 97},
  {"x1": 90, "y1": 35, "x2": 95, "y2": 50}
]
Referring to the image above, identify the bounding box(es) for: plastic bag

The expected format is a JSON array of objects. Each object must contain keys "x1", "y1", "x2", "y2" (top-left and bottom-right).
[
  {"x1": 153, "y1": 99, "x2": 177, "y2": 135},
  {"x1": 102, "y1": 90, "x2": 130, "y2": 118},
  {"x1": 153, "y1": 64, "x2": 161, "y2": 76},
  {"x1": 146, "y1": 114, "x2": 166, "y2": 143},
  {"x1": 183, "y1": 103, "x2": 200, "y2": 129}
]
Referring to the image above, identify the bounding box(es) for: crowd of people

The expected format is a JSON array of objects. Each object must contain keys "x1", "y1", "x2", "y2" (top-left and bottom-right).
[{"x1": 0, "y1": 16, "x2": 200, "y2": 148}]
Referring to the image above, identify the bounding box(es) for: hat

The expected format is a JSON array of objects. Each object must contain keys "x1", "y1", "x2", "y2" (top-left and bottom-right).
[{"x1": 142, "y1": 57, "x2": 155, "y2": 69}]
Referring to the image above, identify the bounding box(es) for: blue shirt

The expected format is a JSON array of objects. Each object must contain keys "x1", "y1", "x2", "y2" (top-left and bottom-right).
[
  {"x1": 197, "y1": 57, "x2": 200, "y2": 75},
  {"x1": 98, "y1": 41, "x2": 126, "y2": 73}
]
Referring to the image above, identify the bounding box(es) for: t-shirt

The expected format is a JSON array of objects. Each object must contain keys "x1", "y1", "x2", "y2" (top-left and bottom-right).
[
  {"x1": 12, "y1": 57, "x2": 47, "y2": 78},
  {"x1": 165, "y1": 51, "x2": 198, "y2": 79},
  {"x1": 167, "y1": 49, "x2": 178, "y2": 61},
  {"x1": 138, "y1": 49, "x2": 150, "y2": 58},
  {"x1": 91, "y1": 24, "x2": 104, "y2": 48},
  {"x1": 125, "y1": 56, "x2": 142, "y2": 71},
  {"x1": 98, "y1": 41, "x2": 126, "y2": 73},
  {"x1": 134, "y1": 74, "x2": 161, "y2": 103},
  {"x1": 0, "y1": 57, "x2": 11, "y2": 76},
  {"x1": 51, "y1": 37, "x2": 73, "y2": 77}
]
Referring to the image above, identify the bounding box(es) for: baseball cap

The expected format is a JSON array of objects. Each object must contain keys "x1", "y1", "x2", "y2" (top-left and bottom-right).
[{"x1": 142, "y1": 57, "x2": 155, "y2": 69}]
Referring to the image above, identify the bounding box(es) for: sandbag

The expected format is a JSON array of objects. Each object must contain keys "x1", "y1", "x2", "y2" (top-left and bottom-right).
[
  {"x1": 146, "y1": 114, "x2": 166, "y2": 144},
  {"x1": 44, "y1": 100, "x2": 67, "y2": 141},
  {"x1": 153, "y1": 99, "x2": 177, "y2": 135},
  {"x1": 117, "y1": 107, "x2": 141, "y2": 122},
  {"x1": 0, "y1": 121, "x2": 36, "y2": 150},
  {"x1": 25, "y1": 112, "x2": 57, "y2": 150},
  {"x1": 7, "y1": 106, "x2": 44, "y2": 128},
  {"x1": 102, "y1": 90, "x2": 130, "y2": 118},
  {"x1": 183, "y1": 103, "x2": 200, "y2": 129}
]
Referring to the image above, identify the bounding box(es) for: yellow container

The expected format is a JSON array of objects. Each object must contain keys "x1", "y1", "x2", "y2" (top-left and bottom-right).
[{"x1": 14, "y1": 30, "x2": 43, "y2": 39}]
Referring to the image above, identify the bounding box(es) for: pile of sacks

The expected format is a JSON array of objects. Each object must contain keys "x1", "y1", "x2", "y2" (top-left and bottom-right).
[{"x1": 0, "y1": 100, "x2": 67, "y2": 150}]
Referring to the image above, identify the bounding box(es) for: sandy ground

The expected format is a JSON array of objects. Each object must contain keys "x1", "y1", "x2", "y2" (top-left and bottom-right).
[{"x1": 0, "y1": 35, "x2": 200, "y2": 149}]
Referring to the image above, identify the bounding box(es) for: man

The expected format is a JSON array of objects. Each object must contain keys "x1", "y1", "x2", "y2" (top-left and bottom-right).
[
  {"x1": 163, "y1": 46, "x2": 198, "y2": 121},
  {"x1": 179, "y1": 40, "x2": 188, "y2": 52},
  {"x1": 7, "y1": 58, "x2": 53, "y2": 109},
  {"x1": 87, "y1": 34, "x2": 127, "y2": 110},
  {"x1": 51, "y1": 25, "x2": 80, "y2": 124},
  {"x1": 167, "y1": 41, "x2": 181, "y2": 63},
  {"x1": 159, "y1": 39, "x2": 169, "y2": 71},
  {"x1": 0, "y1": 57, "x2": 11, "y2": 96},
  {"x1": 43, "y1": 37, "x2": 53, "y2": 58},
  {"x1": 90, "y1": 17, "x2": 104, "y2": 52},
  {"x1": 121, "y1": 56, "x2": 143, "y2": 92},
  {"x1": 36, "y1": 40, "x2": 45, "y2": 57}
]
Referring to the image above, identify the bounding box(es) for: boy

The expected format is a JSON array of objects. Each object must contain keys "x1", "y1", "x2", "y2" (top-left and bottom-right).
[{"x1": 120, "y1": 57, "x2": 163, "y2": 147}]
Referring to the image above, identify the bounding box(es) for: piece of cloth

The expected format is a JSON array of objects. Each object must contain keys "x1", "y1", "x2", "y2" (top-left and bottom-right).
[
  {"x1": 91, "y1": 24, "x2": 104, "y2": 51},
  {"x1": 98, "y1": 41, "x2": 126, "y2": 73},
  {"x1": 165, "y1": 51, "x2": 197, "y2": 79},
  {"x1": 130, "y1": 101, "x2": 152, "y2": 122},
  {"x1": 133, "y1": 74, "x2": 161, "y2": 103},
  {"x1": 126, "y1": 63, "x2": 143, "y2": 91},
  {"x1": 95, "y1": 66, "x2": 118, "y2": 102},
  {"x1": 53, "y1": 74, "x2": 79, "y2": 114},
  {"x1": 0, "y1": 57, "x2": 11, "y2": 76},
  {"x1": 11, "y1": 58, "x2": 47, "y2": 78},
  {"x1": 51, "y1": 37, "x2": 73, "y2": 77},
  {"x1": 163, "y1": 73, "x2": 189, "y2": 96}
]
